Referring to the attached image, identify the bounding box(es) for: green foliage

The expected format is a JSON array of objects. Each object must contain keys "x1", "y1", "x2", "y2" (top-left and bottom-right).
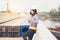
[{"x1": 48, "y1": 6, "x2": 60, "y2": 22}]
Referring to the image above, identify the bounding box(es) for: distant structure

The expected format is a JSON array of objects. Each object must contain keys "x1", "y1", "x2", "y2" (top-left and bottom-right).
[
  {"x1": 0, "y1": 0, "x2": 11, "y2": 13},
  {"x1": 6, "y1": 0, "x2": 11, "y2": 13}
]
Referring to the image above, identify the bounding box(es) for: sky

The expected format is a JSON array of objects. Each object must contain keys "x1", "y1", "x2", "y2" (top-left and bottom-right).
[{"x1": 0, "y1": 0, "x2": 60, "y2": 13}]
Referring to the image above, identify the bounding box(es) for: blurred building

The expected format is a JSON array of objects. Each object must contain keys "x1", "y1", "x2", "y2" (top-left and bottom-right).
[{"x1": 0, "y1": 10, "x2": 30, "y2": 37}]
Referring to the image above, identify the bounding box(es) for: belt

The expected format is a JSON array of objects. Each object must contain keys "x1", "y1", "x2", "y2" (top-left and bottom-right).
[{"x1": 29, "y1": 26, "x2": 37, "y2": 30}]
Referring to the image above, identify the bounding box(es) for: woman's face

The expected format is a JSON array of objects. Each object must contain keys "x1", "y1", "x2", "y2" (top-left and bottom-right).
[{"x1": 31, "y1": 10, "x2": 35, "y2": 15}]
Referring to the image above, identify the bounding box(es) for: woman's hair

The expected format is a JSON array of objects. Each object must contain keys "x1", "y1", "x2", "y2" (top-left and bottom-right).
[{"x1": 30, "y1": 9, "x2": 37, "y2": 16}]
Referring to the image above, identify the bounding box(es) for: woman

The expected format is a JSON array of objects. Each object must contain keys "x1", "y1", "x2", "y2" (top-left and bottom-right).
[
  {"x1": 28, "y1": 9, "x2": 39, "y2": 40},
  {"x1": 22, "y1": 9, "x2": 39, "y2": 40}
]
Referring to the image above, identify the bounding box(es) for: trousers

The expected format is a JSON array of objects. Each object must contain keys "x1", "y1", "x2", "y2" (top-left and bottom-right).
[{"x1": 22, "y1": 29, "x2": 36, "y2": 40}]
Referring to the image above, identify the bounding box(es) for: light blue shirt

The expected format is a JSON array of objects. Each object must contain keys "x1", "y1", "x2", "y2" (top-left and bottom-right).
[{"x1": 32, "y1": 14, "x2": 39, "y2": 27}]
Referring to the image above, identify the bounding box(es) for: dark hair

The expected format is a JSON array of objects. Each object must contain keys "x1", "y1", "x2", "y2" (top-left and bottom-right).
[{"x1": 30, "y1": 9, "x2": 37, "y2": 16}]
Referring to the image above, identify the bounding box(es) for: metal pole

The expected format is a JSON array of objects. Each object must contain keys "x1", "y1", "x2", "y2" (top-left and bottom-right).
[{"x1": 7, "y1": 0, "x2": 8, "y2": 10}]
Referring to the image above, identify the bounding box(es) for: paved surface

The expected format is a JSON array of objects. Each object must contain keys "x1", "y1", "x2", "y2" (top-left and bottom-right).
[{"x1": 0, "y1": 37, "x2": 23, "y2": 40}]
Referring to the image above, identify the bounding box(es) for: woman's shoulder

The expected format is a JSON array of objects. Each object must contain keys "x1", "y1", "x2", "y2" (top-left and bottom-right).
[
  {"x1": 34, "y1": 14, "x2": 38, "y2": 17},
  {"x1": 33, "y1": 14, "x2": 39, "y2": 19}
]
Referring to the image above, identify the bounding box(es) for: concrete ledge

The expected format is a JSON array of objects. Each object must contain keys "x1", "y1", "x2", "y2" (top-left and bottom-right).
[{"x1": 0, "y1": 37, "x2": 23, "y2": 40}]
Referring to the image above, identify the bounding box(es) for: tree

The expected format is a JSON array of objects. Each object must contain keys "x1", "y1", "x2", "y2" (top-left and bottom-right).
[{"x1": 49, "y1": 8, "x2": 60, "y2": 22}]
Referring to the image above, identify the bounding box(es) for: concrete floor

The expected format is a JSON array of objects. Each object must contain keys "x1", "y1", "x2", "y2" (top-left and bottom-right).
[{"x1": 0, "y1": 37, "x2": 23, "y2": 40}]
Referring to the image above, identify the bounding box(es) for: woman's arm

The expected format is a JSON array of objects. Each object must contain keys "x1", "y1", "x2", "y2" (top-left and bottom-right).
[
  {"x1": 29, "y1": 20, "x2": 37, "y2": 30},
  {"x1": 31, "y1": 16, "x2": 39, "y2": 23}
]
